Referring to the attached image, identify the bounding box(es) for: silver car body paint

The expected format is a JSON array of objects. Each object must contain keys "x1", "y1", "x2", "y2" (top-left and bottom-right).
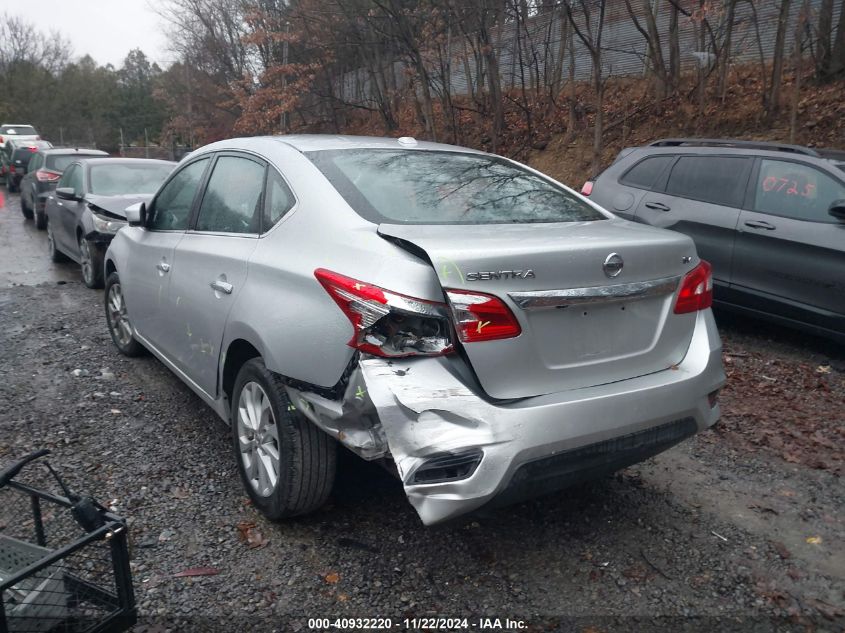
[{"x1": 106, "y1": 134, "x2": 725, "y2": 524}]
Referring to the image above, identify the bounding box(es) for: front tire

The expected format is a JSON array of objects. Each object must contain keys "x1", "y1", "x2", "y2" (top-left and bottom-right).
[
  {"x1": 232, "y1": 359, "x2": 336, "y2": 520},
  {"x1": 47, "y1": 221, "x2": 68, "y2": 263},
  {"x1": 79, "y1": 236, "x2": 104, "y2": 288},
  {"x1": 104, "y1": 271, "x2": 144, "y2": 356}
]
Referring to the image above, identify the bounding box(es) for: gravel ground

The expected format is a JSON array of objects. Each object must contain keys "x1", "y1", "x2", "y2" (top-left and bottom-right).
[{"x1": 1, "y1": 194, "x2": 843, "y2": 632}]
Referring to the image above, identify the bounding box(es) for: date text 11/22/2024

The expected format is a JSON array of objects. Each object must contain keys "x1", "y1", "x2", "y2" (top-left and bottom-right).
[{"x1": 307, "y1": 617, "x2": 528, "y2": 630}]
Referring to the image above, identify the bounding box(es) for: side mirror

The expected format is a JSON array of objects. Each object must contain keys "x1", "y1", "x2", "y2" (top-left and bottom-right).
[
  {"x1": 829, "y1": 200, "x2": 845, "y2": 222},
  {"x1": 56, "y1": 187, "x2": 79, "y2": 201},
  {"x1": 125, "y1": 201, "x2": 147, "y2": 226}
]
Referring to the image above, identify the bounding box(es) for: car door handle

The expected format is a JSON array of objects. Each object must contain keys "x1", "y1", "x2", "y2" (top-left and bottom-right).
[
  {"x1": 644, "y1": 202, "x2": 671, "y2": 212},
  {"x1": 156, "y1": 262, "x2": 171, "y2": 273},
  {"x1": 744, "y1": 220, "x2": 776, "y2": 230},
  {"x1": 210, "y1": 280, "x2": 233, "y2": 294}
]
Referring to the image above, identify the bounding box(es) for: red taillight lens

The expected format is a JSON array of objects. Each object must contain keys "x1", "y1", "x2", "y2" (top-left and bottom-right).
[
  {"x1": 446, "y1": 290, "x2": 522, "y2": 342},
  {"x1": 581, "y1": 180, "x2": 594, "y2": 196},
  {"x1": 36, "y1": 169, "x2": 61, "y2": 182},
  {"x1": 315, "y1": 268, "x2": 453, "y2": 357},
  {"x1": 674, "y1": 260, "x2": 713, "y2": 314},
  {"x1": 9, "y1": 165, "x2": 15, "y2": 173},
  {"x1": 0, "y1": 136, "x2": 4, "y2": 143}
]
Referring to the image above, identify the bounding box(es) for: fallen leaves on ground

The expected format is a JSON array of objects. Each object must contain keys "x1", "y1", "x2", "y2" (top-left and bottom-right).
[
  {"x1": 173, "y1": 567, "x2": 220, "y2": 578},
  {"x1": 324, "y1": 571, "x2": 340, "y2": 584},
  {"x1": 236, "y1": 520, "x2": 269, "y2": 549}
]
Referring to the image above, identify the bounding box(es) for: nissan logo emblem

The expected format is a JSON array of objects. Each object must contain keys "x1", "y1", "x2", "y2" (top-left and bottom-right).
[{"x1": 603, "y1": 253, "x2": 624, "y2": 278}]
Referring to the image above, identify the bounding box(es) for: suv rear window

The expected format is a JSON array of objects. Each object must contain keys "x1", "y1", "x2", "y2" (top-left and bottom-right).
[
  {"x1": 664, "y1": 156, "x2": 750, "y2": 207},
  {"x1": 0, "y1": 125, "x2": 37, "y2": 135},
  {"x1": 47, "y1": 154, "x2": 103, "y2": 172},
  {"x1": 620, "y1": 155, "x2": 674, "y2": 189},
  {"x1": 307, "y1": 149, "x2": 605, "y2": 224}
]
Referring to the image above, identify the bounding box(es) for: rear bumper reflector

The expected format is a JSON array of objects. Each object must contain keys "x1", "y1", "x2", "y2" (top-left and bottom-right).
[
  {"x1": 508, "y1": 275, "x2": 680, "y2": 310},
  {"x1": 409, "y1": 449, "x2": 484, "y2": 485}
]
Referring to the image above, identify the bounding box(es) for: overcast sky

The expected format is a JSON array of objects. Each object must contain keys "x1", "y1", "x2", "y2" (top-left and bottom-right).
[{"x1": 8, "y1": 0, "x2": 171, "y2": 68}]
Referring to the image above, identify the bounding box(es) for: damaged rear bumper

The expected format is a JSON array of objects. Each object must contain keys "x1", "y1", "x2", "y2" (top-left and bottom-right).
[{"x1": 289, "y1": 310, "x2": 724, "y2": 525}]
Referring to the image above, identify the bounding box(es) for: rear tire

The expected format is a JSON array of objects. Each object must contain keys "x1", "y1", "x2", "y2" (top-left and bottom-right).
[
  {"x1": 20, "y1": 190, "x2": 32, "y2": 218},
  {"x1": 33, "y1": 192, "x2": 46, "y2": 229},
  {"x1": 232, "y1": 358, "x2": 336, "y2": 520},
  {"x1": 104, "y1": 272, "x2": 144, "y2": 357},
  {"x1": 47, "y1": 221, "x2": 68, "y2": 263},
  {"x1": 79, "y1": 236, "x2": 104, "y2": 289}
]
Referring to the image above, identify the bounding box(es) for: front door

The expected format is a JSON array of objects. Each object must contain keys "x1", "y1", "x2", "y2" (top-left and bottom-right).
[
  {"x1": 166, "y1": 154, "x2": 266, "y2": 396},
  {"x1": 122, "y1": 157, "x2": 211, "y2": 351},
  {"x1": 731, "y1": 158, "x2": 845, "y2": 330},
  {"x1": 55, "y1": 164, "x2": 85, "y2": 256}
]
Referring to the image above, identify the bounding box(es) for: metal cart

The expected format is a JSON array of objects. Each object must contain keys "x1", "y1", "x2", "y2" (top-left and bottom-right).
[{"x1": 0, "y1": 450, "x2": 136, "y2": 633}]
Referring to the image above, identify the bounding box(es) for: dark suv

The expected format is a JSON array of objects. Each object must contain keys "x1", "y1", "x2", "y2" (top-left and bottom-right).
[
  {"x1": 586, "y1": 139, "x2": 845, "y2": 343},
  {"x1": 20, "y1": 148, "x2": 108, "y2": 228},
  {"x1": 5, "y1": 139, "x2": 52, "y2": 193}
]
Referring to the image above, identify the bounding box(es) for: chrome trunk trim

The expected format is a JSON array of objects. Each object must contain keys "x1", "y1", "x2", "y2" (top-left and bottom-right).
[{"x1": 508, "y1": 275, "x2": 681, "y2": 310}]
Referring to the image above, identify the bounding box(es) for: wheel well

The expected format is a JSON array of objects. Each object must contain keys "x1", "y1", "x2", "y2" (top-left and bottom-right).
[
  {"x1": 105, "y1": 259, "x2": 116, "y2": 277},
  {"x1": 222, "y1": 339, "x2": 262, "y2": 402}
]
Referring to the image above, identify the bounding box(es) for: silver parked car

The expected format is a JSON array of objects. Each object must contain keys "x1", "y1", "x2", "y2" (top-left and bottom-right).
[{"x1": 103, "y1": 135, "x2": 725, "y2": 525}]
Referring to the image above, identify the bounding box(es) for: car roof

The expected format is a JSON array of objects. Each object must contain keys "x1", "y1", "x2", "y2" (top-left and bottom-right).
[
  {"x1": 639, "y1": 138, "x2": 845, "y2": 164},
  {"x1": 41, "y1": 148, "x2": 108, "y2": 156},
  {"x1": 73, "y1": 157, "x2": 176, "y2": 168},
  {"x1": 197, "y1": 134, "x2": 485, "y2": 156}
]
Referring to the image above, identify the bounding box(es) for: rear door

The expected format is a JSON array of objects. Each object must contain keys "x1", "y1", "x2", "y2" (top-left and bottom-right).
[
  {"x1": 731, "y1": 158, "x2": 845, "y2": 329},
  {"x1": 634, "y1": 154, "x2": 752, "y2": 287},
  {"x1": 122, "y1": 157, "x2": 211, "y2": 351},
  {"x1": 164, "y1": 153, "x2": 266, "y2": 395}
]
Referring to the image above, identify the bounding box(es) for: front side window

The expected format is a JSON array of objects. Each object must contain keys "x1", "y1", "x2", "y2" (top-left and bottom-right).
[
  {"x1": 665, "y1": 156, "x2": 750, "y2": 207},
  {"x1": 149, "y1": 158, "x2": 210, "y2": 231},
  {"x1": 620, "y1": 155, "x2": 674, "y2": 189},
  {"x1": 89, "y1": 163, "x2": 173, "y2": 196},
  {"x1": 195, "y1": 156, "x2": 265, "y2": 234},
  {"x1": 753, "y1": 159, "x2": 845, "y2": 223},
  {"x1": 58, "y1": 164, "x2": 83, "y2": 195},
  {"x1": 307, "y1": 149, "x2": 605, "y2": 224}
]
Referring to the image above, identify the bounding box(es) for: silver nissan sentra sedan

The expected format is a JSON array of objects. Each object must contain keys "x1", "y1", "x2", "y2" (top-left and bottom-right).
[{"x1": 103, "y1": 135, "x2": 725, "y2": 525}]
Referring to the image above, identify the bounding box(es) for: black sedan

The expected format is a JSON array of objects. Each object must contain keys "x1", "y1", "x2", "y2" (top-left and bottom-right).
[
  {"x1": 46, "y1": 158, "x2": 175, "y2": 288},
  {"x1": 20, "y1": 148, "x2": 108, "y2": 228},
  {"x1": 5, "y1": 139, "x2": 53, "y2": 192}
]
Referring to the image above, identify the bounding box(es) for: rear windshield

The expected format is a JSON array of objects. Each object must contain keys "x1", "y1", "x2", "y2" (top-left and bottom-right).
[
  {"x1": 11, "y1": 148, "x2": 37, "y2": 165},
  {"x1": 1, "y1": 125, "x2": 37, "y2": 135},
  {"x1": 89, "y1": 163, "x2": 173, "y2": 195},
  {"x1": 48, "y1": 154, "x2": 102, "y2": 172},
  {"x1": 306, "y1": 149, "x2": 605, "y2": 224}
]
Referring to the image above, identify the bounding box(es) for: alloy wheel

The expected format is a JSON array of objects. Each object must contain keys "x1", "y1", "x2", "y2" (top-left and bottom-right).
[
  {"x1": 237, "y1": 382, "x2": 280, "y2": 498},
  {"x1": 79, "y1": 238, "x2": 93, "y2": 285},
  {"x1": 107, "y1": 282, "x2": 133, "y2": 347}
]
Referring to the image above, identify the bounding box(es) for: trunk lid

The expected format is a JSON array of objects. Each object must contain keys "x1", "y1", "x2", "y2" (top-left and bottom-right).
[{"x1": 378, "y1": 220, "x2": 700, "y2": 399}]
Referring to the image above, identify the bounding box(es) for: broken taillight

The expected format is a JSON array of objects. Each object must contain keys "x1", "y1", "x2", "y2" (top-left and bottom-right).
[
  {"x1": 445, "y1": 290, "x2": 522, "y2": 343},
  {"x1": 674, "y1": 260, "x2": 713, "y2": 314},
  {"x1": 315, "y1": 268, "x2": 453, "y2": 357}
]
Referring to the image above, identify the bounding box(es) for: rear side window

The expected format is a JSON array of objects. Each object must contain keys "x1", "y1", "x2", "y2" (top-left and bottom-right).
[
  {"x1": 263, "y1": 168, "x2": 295, "y2": 229},
  {"x1": 149, "y1": 158, "x2": 209, "y2": 231},
  {"x1": 195, "y1": 156, "x2": 265, "y2": 234},
  {"x1": 665, "y1": 156, "x2": 750, "y2": 207},
  {"x1": 307, "y1": 149, "x2": 604, "y2": 225},
  {"x1": 619, "y1": 156, "x2": 674, "y2": 189}
]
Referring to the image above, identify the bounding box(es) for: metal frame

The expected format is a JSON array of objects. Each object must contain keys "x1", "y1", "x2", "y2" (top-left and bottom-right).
[{"x1": 0, "y1": 481, "x2": 136, "y2": 633}]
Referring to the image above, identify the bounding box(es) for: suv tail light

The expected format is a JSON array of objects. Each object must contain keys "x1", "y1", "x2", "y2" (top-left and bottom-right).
[
  {"x1": 0, "y1": 136, "x2": 4, "y2": 144},
  {"x1": 9, "y1": 165, "x2": 15, "y2": 174},
  {"x1": 674, "y1": 260, "x2": 713, "y2": 314},
  {"x1": 36, "y1": 169, "x2": 61, "y2": 182},
  {"x1": 315, "y1": 269, "x2": 453, "y2": 357},
  {"x1": 581, "y1": 181, "x2": 594, "y2": 196},
  {"x1": 446, "y1": 290, "x2": 522, "y2": 342}
]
